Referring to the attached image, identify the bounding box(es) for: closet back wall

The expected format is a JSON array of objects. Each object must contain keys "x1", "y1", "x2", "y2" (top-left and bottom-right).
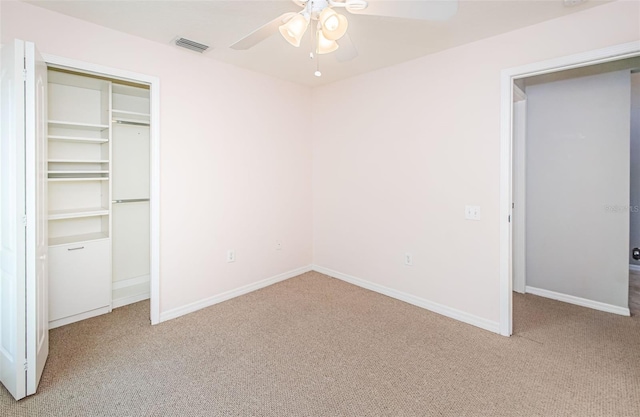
[{"x1": 0, "y1": 0, "x2": 313, "y2": 314}]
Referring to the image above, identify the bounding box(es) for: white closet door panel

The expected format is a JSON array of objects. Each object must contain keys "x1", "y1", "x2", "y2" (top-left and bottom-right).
[
  {"x1": 112, "y1": 124, "x2": 149, "y2": 199},
  {"x1": 112, "y1": 202, "x2": 149, "y2": 283},
  {"x1": 49, "y1": 239, "x2": 111, "y2": 322}
]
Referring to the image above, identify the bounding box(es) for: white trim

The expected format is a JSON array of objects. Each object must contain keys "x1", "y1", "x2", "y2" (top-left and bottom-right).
[
  {"x1": 41, "y1": 53, "x2": 162, "y2": 325},
  {"x1": 629, "y1": 264, "x2": 640, "y2": 272},
  {"x1": 312, "y1": 265, "x2": 500, "y2": 334},
  {"x1": 513, "y1": 84, "x2": 526, "y2": 102},
  {"x1": 112, "y1": 292, "x2": 150, "y2": 309},
  {"x1": 49, "y1": 306, "x2": 111, "y2": 329},
  {"x1": 525, "y1": 286, "x2": 630, "y2": 316},
  {"x1": 112, "y1": 274, "x2": 149, "y2": 290},
  {"x1": 159, "y1": 265, "x2": 313, "y2": 323},
  {"x1": 499, "y1": 40, "x2": 640, "y2": 337}
]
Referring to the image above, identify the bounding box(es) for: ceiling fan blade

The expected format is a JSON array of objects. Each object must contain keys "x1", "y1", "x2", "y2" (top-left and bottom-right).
[
  {"x1": 346, "y1": 0, "x2": 458, "y2": 21},
  {"x1": 335, "y1": 33, "x2": 358, "y2": 62},
  {"x1": 230, "y1": 12, "x2": 297, "y2": 50}
]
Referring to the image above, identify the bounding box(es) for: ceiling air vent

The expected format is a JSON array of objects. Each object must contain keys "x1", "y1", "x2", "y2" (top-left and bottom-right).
[{"x1": 175, "y1": 37, "x2": 210, "y2": 53}]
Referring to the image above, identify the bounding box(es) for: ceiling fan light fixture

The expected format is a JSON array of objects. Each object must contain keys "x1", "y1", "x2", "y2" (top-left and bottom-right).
[
  {"x1": 316, "y1": 30, "x2": 339, "y2": 54},
  {"x1": 279, "y1": 13, "x2": 310, "y2": 47},
  {"x1": 319, "y1": 8, "x2": 348, "y2": 41}
]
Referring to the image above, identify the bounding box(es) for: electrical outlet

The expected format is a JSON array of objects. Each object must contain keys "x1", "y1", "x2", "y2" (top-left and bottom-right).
[
  {"x1": 404, "y1": 253, "x2": 413, "y2": 266},
  {"x1": 275, "y1": 240, "x2": 282, "y2": 251},
  {"x1": 227, "y1": 250, "x2": 236, "y2": 263},
  {"x1": 465, "y1": 205, "x2": 481, "y2": 221}
]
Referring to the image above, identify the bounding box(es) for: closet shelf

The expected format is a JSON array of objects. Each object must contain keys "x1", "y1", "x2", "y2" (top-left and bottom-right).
[
  {"x1": 48, "y1": 177, "x2": 109, "y2": 182},
  {"x1": 49, "y1": 232, "x2": 109, "y2": 247},
  {"x1": 112, "y1": 109, "x2": 150, "y2": 117},
  {"x1": 48, "y1": 170, "x2": 109, "y2": 174},
  {"x1": 48, "y1": 159, "x2": 109, "y2": 164},
  {"x1": 112, "y1": 118, "x2": 150, "y2": 126},
  {"x1": 49, "y1": 207, "x2": 109, "y2": 220},
  {"x1": 48, "y1": 135, "x2": 108, "y2": 143},
  {"x1": 48, "y1": 120, "x2": 110, "y2": 131}
]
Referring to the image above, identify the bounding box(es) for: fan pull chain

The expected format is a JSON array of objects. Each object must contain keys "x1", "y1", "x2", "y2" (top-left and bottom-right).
[{"x1": 314, "y1": 25, "x2": 322, "y2": 77}]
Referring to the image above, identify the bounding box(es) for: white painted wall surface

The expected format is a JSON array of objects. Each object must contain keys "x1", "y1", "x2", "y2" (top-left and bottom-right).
[
  {"x1": 526, "y1": 70, "x2": 630, "y2": 308},
  {"x1": 3, "y1": 0, "x2": 639, "y2": 328},
  {"x1": 311, "y1": 1, "x2": 640, "y2": 324},
  {"x1": 0, "y1": 0, "x2": 313, "y2": 314},
  {"x1": 631, "y1": 73, "x2": 640, "y2": 267}
]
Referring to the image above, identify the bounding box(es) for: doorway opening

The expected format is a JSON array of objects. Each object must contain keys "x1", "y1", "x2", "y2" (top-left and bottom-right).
[
  {"x1": 499, "y1": 41, "x2": 640, "y2": 336},
  {"x1": 40, "y1": 56, "x2": 161, "y2": 327},
  {"x1": 511, "y1": 58, "x2": 639, "y2": 327}
]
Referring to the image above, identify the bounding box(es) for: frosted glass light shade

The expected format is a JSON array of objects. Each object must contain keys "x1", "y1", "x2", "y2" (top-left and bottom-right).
[
  {"x1": 279, "y1": 14, "x2": 309, "y2": 47},
  {"x1": 319, "y1": 8, "x2": 348, "y2": 41},
  {"x1": 316, "y1": 31, "x2": 339, "y2": 54}
]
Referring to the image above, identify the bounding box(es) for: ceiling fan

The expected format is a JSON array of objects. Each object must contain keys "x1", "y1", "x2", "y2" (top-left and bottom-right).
[{"x1": 229, "y1": 0, "x2": 459, "y2": 76}]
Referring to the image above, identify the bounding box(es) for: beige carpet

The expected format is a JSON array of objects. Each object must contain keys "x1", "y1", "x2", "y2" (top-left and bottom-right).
[{"x1": 1, "y1": 271, "x2": 639, "y2": 416}]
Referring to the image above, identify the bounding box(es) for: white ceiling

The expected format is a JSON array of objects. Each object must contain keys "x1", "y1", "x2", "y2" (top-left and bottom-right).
[{"x1": 26, "y1": 0, "x2": 611, "y2": 87}]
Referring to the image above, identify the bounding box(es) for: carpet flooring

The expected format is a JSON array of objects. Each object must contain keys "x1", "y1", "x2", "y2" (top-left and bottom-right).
[
  {"x1": 630, "y1": 270, "x2": 640, "y2": 316},
  {"x1": 1, "y1": 271, "x2": 639, "y2": 416}
]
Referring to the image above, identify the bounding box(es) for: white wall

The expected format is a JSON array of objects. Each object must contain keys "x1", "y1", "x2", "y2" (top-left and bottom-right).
[
  {"x1": 525, "y1": 70, "x2": 630, "y2": 308},
  {"x1": 311, "y1": 1, "x2": 640, "y2": 325},
  {"x1": 0, "y1": 0, "x2": 313, "y2": 314},
  {"x1": 3, "y1": 0, "x2": 640, "y2": 330},
  {"x1": 631, "y1": 73, "x2": 640, "y2": 267}
]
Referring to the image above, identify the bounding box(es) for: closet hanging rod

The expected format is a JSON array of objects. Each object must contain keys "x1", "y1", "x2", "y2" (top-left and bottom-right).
[
  {"x1": 112, "y1": 198, "x2": 150, "y2": 204},
  {"x1": 112, "y1": 120, "x2": 150, "y2": 126}
]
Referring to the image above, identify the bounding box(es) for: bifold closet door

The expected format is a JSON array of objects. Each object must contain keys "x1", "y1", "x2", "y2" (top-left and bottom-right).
[{"x1": 112, "y1": 123, "x2": 150, "y2": 304}]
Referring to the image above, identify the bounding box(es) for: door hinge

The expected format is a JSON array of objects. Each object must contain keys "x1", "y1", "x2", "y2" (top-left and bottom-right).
[
  {"x1": 23, "y1": 360, "x2": 28, "y2": 372},
  {"x1": 23, "y1": 68, "x2": 27, "y2": 82},
  {"x1": 21, "y1": 215, "x2": 27, "y2": 227},
  {"x1": 508, "y1": 215, "x2": 511, "y2": 223}
]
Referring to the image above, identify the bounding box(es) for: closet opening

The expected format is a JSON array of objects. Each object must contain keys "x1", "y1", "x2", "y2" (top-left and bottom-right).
[{"x1": 45, "y1": 63, "x2": 158, "y2": 328}]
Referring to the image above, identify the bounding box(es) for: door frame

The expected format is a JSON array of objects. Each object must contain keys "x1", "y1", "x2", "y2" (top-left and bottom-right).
[
  {"x1": 511, "y1": 85, "x2": 526, "y2": 295},
  {"x1": 499, "y1": 40, "x2": 640, "y2": 336},
  {"x1": 41, "y1": 54, "x2": 161, "y2": 325}
]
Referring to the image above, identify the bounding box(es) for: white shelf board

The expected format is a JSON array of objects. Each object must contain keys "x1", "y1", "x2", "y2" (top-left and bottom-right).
[
  {"x1": 48, "y1": 170, "x2": 109, "y2": 174},
  {"x1": 48, "y1": 135, "x2": 108, "y2": 143},
  {"x1": 48, "y1": 207, "x2": 109, "y2": 220},
  {"x1": 49, "y1": 120, "x2": 109, "y2": 130},
  {"x1": 48, "y1": 159, "x2": 109, "y2": 163},
  {"x1": 48, "y1": 177, "x2": 109, "y2": 182},
  {"x1": 49, "y1": 232, "x2": 109, "y2": 247},
  {"x1": 112, "y1": 109, "x2": 150, "y2": 117},
  {"x1": 112, "y1": 118, "x2": 150, "y2": 126}
]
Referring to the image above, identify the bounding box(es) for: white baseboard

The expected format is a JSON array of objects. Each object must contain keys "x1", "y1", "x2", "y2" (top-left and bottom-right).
[
  {"x1": 159, "y1": 265, "x2": 313, "y2": 323},
  {"x1": 49, "y1": 306, "x2": 111, "y2": 329},
  {"x1": 525, "y1": 286, "x2": 630, "y2": 316},
  {"x1": 112, "y1": 291, "x2": 150, "y2": 309},
  {"x1": 629, "y1": 264, "x2": 640, "y2": 273},
  {"x1": 312, "y1": 265, "x2": 500, "y2": 334},
  {"x1": 113, "y1": 274, "x2": 150, "y2": 290}
]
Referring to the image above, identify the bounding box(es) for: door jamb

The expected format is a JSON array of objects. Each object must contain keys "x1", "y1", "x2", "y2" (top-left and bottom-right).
[
  {"x1": 41, "y1": 54, "x2": 161, "y2": 325},
  {"x1": 512, "y1": 86, "x2": 526, "y2": 295},
  {"x1": 499, "y1": 40, "x2": 640, "y2": 336}
]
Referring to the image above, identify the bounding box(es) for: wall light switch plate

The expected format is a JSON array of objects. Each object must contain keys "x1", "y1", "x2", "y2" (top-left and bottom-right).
[
  {"x1": 404, "y1": 253, "x2": 413, "y2": 266},
  {"x1": 465, "y1": 205, "x2": 481, "y2": 221},
  {"x1": 227, "y1": 250, "x2": 236, "y2": 263}
]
